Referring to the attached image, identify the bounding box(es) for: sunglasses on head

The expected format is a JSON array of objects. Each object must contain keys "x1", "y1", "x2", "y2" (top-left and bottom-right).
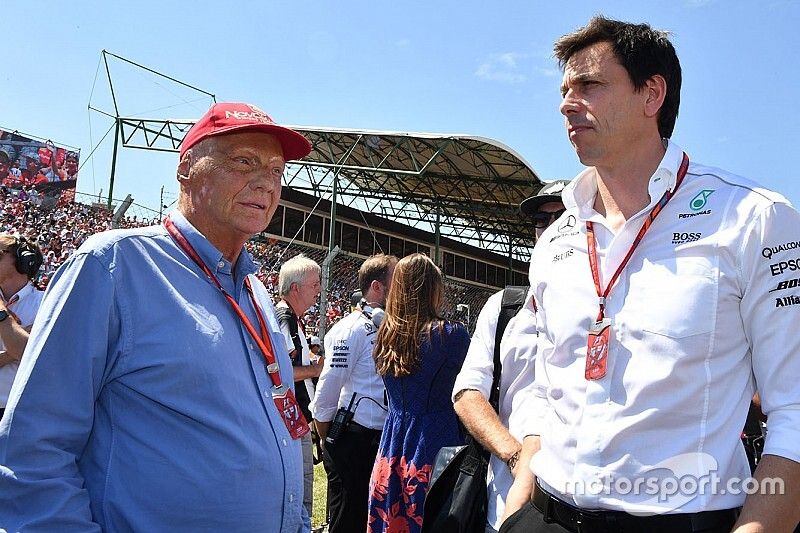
[{"x1": 532, "y1": 209, "x2": 566, "y2": 229}]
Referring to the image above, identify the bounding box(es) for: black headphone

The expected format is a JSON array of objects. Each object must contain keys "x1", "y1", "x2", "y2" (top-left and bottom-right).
[
  {"x1": 359, "y1": 299, "x2": 385, "y2": 328},
  {"x1": 13, "y1": 236, "x2": 43, "y2": 279}
]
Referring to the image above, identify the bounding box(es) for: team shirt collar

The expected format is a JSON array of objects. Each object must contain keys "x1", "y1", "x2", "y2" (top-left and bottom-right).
[{"x1": 561, "y1": 139, "x2": 686, "y2": 222}]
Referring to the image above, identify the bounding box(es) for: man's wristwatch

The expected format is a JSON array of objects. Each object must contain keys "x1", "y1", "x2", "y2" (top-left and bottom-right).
[
  {"x1": 506, "y1": 449, "x2": 521, "y2": 472},
  {"x1": 0, "y1": 309, "x2": 9, "y2": 323}
]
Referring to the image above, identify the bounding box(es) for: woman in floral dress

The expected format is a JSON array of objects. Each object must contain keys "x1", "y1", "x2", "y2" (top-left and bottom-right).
[{"x1": 368, "y1": 253, "x2": 470, "y2": 532}]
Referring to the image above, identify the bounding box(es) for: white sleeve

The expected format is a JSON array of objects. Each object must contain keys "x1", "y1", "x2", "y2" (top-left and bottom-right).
[
  {"x1": 452, "y1": 290, "x2": 503, "y2": 402},
  {"x1": 739, "y1": 201, "x2": 800, "y2": 462},
  {"x1": 309, "y1": 321, "x2": 355, "y2": 423},
  {"x1": 278, "y1": 322, "x2": 295, "y2": 354},
  {"x1": 513, "y1": 301, "x2": 550, "y2": 438},
  {"x1": 502, "y1": 296, "x2": 540, "y2": 439}
]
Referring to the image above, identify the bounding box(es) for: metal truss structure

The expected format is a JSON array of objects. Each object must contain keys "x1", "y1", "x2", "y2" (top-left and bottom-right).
[
  {"x1": 283, "y1": 128, "x2": 542, "y2": 261},
  {"x1": 93, "y1": 52, "x2": 544, "y2": 262}
]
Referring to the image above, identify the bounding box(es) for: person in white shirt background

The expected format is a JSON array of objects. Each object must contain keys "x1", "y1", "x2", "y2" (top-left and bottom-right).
[
  {"x1": 0, "y1": 234, "x2": 44, "y2": 420},
  {"x1": 502, "y1": 15, "x2": 800, "y2": 533},
  {"x1": 310, "y1": 253, "x2": 397, "y2": 533},
  {"x1": 452, "y1": 180, "x2": 568, "y2": 533}
]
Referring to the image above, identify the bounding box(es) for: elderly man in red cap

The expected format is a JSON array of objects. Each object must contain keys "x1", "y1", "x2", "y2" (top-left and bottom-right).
[{"x1": 0, "y1": 103, "x2": 314, "y2": 532}]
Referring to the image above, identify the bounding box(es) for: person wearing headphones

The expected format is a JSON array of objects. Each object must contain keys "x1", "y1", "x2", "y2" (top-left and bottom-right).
[
  {"x1": 310, "y1": 253, "x2": 397, "y2": 533},
  {"x1": 0, "y1": 234, "x2": 44, "y2": 420}
]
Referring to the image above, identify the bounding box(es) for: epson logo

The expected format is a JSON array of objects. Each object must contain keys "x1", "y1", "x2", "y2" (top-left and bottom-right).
[{"x1": 770, "y1": 258, "x2": 800, "y2": 276}]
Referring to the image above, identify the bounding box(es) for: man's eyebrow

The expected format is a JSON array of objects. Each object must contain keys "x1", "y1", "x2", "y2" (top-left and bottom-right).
[
  {"x1": 569, "y1": 72, "x2": 598, "y2": 83},
  {"x1": 561, "y1": 71, "x2": 601, "y2": 92}
]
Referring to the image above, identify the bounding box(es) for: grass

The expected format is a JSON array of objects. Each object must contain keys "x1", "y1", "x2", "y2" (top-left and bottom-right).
[{"x1": 312, "y1": 462, "x2": 328, "y2": 528}]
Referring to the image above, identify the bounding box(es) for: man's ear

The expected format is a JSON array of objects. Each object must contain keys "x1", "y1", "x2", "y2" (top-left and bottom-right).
[
  {"x1": 644, "y1": 74, "x2": 667, "y2": 119},
  {"x1": 176, "y1": 150, "x2": 191, "y2": 181},
  {"x1": 370, "y1": 279, "x2": 382, "y2": 295}
]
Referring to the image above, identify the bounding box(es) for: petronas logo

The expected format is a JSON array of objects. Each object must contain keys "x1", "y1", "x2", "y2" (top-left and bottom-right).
[{"x1": 690, "y1": 190, "x2": 714, "y2": 211}]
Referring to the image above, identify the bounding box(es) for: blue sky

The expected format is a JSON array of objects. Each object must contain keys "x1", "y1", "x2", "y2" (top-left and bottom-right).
[{"x1": 1, "y1": 0, "x2": 798, "y2": 214}]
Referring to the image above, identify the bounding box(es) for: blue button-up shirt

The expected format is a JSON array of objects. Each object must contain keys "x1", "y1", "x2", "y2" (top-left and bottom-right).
[{"x1": 0, "y1": 211, "x2": 309, "y2": 532}]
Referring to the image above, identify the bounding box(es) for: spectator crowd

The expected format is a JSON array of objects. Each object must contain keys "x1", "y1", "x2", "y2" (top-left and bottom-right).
[{"x1": 1, "y1": 185, "x2": 492, "y2": 335}]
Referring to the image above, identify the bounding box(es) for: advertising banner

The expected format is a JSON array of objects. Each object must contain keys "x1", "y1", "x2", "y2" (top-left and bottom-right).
[{"x1": 0, "y1": 129, "x2": 79, "y2": 200}]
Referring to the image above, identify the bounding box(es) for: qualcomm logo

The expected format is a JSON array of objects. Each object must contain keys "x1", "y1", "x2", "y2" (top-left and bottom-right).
[{"x1": 690, "y1": 190, "x2": 714, "y2": 211}]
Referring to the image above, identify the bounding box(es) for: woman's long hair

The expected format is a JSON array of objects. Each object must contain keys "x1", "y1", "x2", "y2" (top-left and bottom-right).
[{"x1": 374, "y1": 253, "x2": 445, "y2": 377}]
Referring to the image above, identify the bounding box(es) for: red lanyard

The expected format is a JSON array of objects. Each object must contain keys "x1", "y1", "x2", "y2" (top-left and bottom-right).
[
  {"x1": 586, "y1": 153, "x2": 689, "y2": 321},
  {"x1": 163, "y1": 216, "x2": 283, "y2": 389}
]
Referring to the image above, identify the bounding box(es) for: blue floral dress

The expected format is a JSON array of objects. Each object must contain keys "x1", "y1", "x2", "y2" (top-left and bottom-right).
[{"x1": 367, "y1": 320, "x2": 470, "y2": 532}]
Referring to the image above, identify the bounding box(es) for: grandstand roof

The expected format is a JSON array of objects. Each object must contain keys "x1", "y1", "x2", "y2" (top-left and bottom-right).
[{"x1": 283, "y1": 127, "x2": 543, "y2": 260}]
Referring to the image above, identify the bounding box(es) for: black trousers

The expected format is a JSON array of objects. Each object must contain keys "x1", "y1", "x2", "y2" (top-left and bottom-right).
[
  {"x1": 322, "y1": 424, "x2": 381, "y2": 533},
  {"x1": 500, "y1": 502, "x2": 572, "y2": 533},
  {"x1": 500, "y1": 500, "x2": 740, "y2": 533}
]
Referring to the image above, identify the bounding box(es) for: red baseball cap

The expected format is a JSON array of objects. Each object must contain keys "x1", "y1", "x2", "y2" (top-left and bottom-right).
[{"x1": 180, "y1": 102, "x2": 312, "y2": 161}]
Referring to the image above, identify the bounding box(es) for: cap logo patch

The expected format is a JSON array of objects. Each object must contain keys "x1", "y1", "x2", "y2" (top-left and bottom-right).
[{"x1": 224, "y1": 109, "x2": 274, "y2": 124}]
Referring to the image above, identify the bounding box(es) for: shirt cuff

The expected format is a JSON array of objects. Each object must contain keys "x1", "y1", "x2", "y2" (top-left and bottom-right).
[
  {"x1": 310, "y1": 405, "x2": 337, "y2": 423},
  {"x1": 452, "y1": 373, "x2": 491, "y2": 403},
  {"x1": 761, "y1": 408, "x2": 800, "y2": 464}
]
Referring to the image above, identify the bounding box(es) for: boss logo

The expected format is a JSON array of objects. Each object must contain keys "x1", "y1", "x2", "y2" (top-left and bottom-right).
[
  {"x1": 770, "y1": 278, "x2": 800, "y2": 293},
  {"x1": 672, "y1": 232, "x2": 702, "y2": 245}
]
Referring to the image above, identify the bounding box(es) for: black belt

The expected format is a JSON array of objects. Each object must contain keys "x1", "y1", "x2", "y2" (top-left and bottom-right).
[
  {"x1": 345, "y1": 421, "x2": 382, "y2": 436},
  {"x1": 532, "y1": 481, "x2": 739, "y2": 533}
]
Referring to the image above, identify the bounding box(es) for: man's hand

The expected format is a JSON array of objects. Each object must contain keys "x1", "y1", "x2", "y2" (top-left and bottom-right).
[
  {"x1": 294, "y1": 359, "x2": 323, "y2": 381},
  {"x1": 453, "y1": 389, "x2": 521, "y2": 467},
  {"x1": 0, "y1": 306, "x2": 31, "y2": 362},
  {"x1": 501, "y1": 435, "x2": 540, "y2": 524},
  {"x1": 314, "y1": 420, "x2": 331, "y2": 448}
]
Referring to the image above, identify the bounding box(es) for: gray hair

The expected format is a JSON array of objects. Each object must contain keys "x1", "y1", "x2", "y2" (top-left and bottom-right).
[{"x1": 278, "y1": 254, "x2": 321, "y2": 296}]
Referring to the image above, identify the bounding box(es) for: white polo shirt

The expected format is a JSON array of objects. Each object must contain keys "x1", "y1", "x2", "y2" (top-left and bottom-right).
[
  {"x1": 1, "y1": 282, "x2": 45, "y2": 407},
  {"x1": 525, "y1": 140, "x2": 800, "y2": 514},
  {"x1": 310, "y1": 310, "x2": 386, "y2": 430},
  {"x1": 452, "y1": 289, "x2": 538, "y2": 531}
]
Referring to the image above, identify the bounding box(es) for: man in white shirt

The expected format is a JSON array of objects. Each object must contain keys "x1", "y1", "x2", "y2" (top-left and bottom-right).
[
  {"x1": 0, "y1": 235, "x2": 44, "y2": 420},
  {"x1": 310, "y1": 253, "x2": 397, "y2": 533},
  {"x1": 275, "y1": 253, "x2": 324, "y2": 518},
  {"x1": 453, "y1": 181, "x2": 567, "y2": 533},
  {"x1": 503, "y1": 15, "x2": 800, "y2": 533}
]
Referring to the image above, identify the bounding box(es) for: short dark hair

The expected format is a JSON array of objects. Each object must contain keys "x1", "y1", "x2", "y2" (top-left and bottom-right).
[
  {"x1": 554, "y1": 15, "x2": 682, "y2": 139},
  {"x1": 358, "y1": 254, "x2": 398, "y2": 296}
]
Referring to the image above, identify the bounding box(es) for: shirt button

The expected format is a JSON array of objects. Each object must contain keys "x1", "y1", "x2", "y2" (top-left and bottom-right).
[
  {"x1": 249, "y1": 343, "x2": 255, "y2": 350},
  {"x1": 282, "y1": 438, "x2": 288, "y2": 447},
  {"x1": 264, "y1": 391, "x2": 270, "y2": 398},
  {"x1": 289, "y1": 493, "x2": 295, "y2": 503},
  {"x1": 218, "y1": 261, "x2": 225, "y2": 268}
]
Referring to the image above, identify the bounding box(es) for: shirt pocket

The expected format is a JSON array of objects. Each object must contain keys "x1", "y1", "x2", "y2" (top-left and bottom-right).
[{"x1": 628, "y1": 260, "x2": 717, "y2": 338}]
